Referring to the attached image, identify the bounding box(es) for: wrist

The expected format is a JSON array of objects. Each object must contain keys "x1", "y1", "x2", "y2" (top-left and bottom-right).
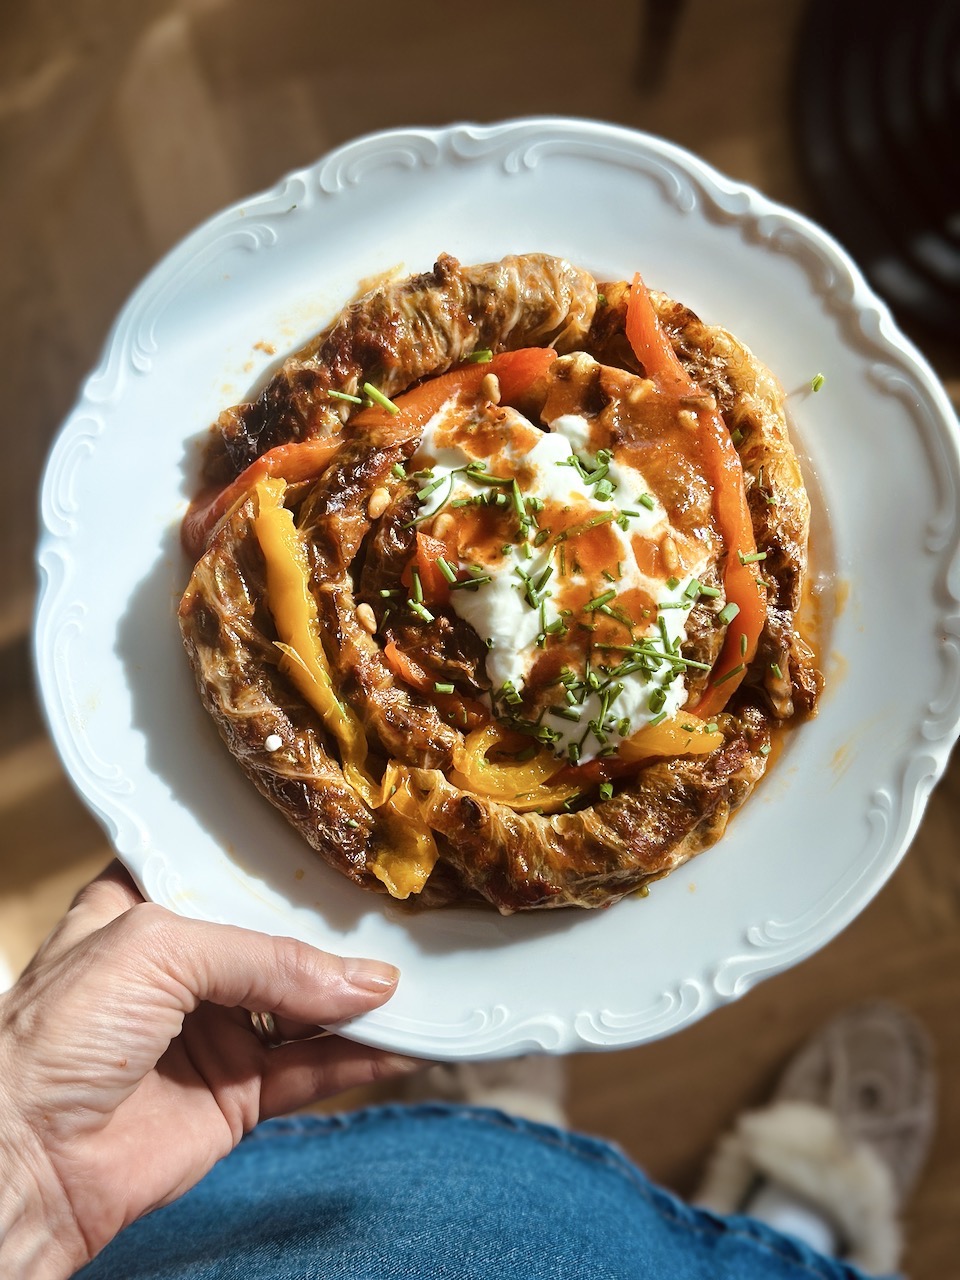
[
  {"x1": 0, "y1": 1133, "x2": 88, "y2": 1280},
  {"x1": 0, "y1": 1050, "x2": 87, "y2": 1280}
]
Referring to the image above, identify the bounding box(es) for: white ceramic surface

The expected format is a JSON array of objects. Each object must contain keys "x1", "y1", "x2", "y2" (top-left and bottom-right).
[{"x1": 35, "y1": 118, "x2": 960, "y2": 1060}]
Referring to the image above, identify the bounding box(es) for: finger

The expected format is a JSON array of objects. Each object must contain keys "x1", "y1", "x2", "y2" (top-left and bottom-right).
[
  {"x1": 28, "y1": 861, "x2": 144, "y2": 966},
  {"x1": 109, "y1": 905, "x2": 401, "y2": 1029},
  {"x1": 258, "y1": 1036, "x2": 424, "y2": 1120}
]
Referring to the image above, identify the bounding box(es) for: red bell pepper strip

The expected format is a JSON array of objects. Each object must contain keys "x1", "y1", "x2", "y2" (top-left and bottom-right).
[
  {"x1": 399, "y1": 532, "x2": 455, "y2": 607},
  {"x1": 351, "y1": 347, "x2": 558, "y2": 436},
  {"x1": 181, "y1": 437, "x2": 341, "y2": 561},
  {"x1": 382, "y1": 640, "x2": 487, "y2": 730},
  {"x1": 625, "y1": 273, "x2": 766, "y2": 716}
]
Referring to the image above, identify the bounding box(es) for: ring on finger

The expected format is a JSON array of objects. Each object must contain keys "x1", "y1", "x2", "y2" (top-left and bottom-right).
[{"x1": 249, "y1": 1010, "x2": 284, "y2": 1048}]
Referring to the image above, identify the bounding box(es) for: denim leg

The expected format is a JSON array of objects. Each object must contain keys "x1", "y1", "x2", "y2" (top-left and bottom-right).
[{"x1": 77, "y1": 1104, "x2": 888, "y2": 1280}]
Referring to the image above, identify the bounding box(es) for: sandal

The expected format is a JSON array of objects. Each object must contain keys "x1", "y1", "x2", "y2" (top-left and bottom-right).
[{"x1": 694, "y1": 1002, "x2": 936, "y2": 1275}]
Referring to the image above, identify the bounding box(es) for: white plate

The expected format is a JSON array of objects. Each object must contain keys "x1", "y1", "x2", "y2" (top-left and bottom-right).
[{"x1": 36, "y1": 118, "x2": 960, "y2": 1060}]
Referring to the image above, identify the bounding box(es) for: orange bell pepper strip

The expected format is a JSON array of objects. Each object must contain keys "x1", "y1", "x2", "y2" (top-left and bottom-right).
[
  {"x1": 625, "y1": 274, "x2": 766, "y2": 715},
  {"x1": 350, "y1": 347, "x2": 559, "y2": 438},
  {"x1": 182, "y1": 437, "x2": 341, "y2": 560},
  {"x1": 399, "y1": 532, "x2": 455, "y2": 607},
  {"x1": 382, "y1": 639, "x2": 488, "y2": 731}
]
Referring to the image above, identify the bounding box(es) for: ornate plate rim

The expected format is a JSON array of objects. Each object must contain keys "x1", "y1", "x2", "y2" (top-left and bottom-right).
[{"x1": 34, "y1": 117, "x2": 960, "y2": 1058}]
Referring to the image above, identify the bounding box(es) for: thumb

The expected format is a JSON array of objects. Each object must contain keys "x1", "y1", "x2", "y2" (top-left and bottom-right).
[{"x1": 104, "y1": 903, "x2": 400, "y2": 1026}]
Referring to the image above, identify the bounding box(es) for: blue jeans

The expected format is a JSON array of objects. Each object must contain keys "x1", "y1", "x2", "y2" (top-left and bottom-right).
[{"x1": 77, "y1": 1104, "x2": 878, "y2": 1279}]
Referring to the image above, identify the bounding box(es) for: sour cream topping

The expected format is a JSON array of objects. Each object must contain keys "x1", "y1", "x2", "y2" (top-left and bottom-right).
[{"x1": 410, "y1": 396, "x2": 714, "y2": 763}]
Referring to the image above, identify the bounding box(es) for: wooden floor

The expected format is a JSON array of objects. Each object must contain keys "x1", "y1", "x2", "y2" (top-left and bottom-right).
[{"x1": 3, "y1": 3, "x2": 959, "y2": 1277}]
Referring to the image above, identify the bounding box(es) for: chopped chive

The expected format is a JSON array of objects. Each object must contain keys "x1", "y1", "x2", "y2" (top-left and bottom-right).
[
  {"x1": 594, "y1": 478, "x2": 615, "y2": 502},
  {"x1": 649, "y1": 710, "x2": 668, "y2": 726},
  {"x1": 450, "y1": 574, "x2": 492, "y2": 590},
  {"x1": 567, "y1": 741, "x2": 581, "y2": 764},
  {"x1": 699, "y1": 584, "x2": 721, "y2": 598},
  {"x1": 533, "y1": 528, "x2": 552, "y2": 547},
  {"x1": 638, "y1": 493, "x2": 656, "y2": 510},
  {"x1": 738, "y1": 550, "x2": 768, "y2": 565},
  {"x1": 379, "y1": 588, "x2": 398, "y2": 598},
  {"x1": 511, "y1": 479, "x2": 525, "y2": 518},
  {"x1": 718, "y1": 602, "x2": 740, "y2": 625},
  {"x1": 730, "y1": 427, "x2": 744, "y2": 445},
  {"x1": 467, "y1": 348, "x2": 494, "y2": 363},
  {"x1": 599, "y1": 782, "x2": 613, "y2": 800},
  {"x1": 648, "y1": 687, "x2": 667, "y2": 714},
  {"x1": 759, "y1": 743, "x2": 772, "y2": 756},
  {"x1": 771, "y1": 661, "x2": 784, "y2": 679},
  {"x1": 602, "y1": 569, "x2": 617, "y2": 583},
  {"x1": 501, "y1": 543, "x2": 512, "y2": 555},
  {"x1": 666, "y1": 576, "x2": 680, "y2": 590},
  {"x1": 705, "y1": 722, "x2": 719, "y2": 734},
  {"x1": 549, "y1": 705, "x2": 582, "y2": 722},
  {"x1": 346, "y1": 817, "x2": 360, "y2": 828},
  {"x1": 811, "y1": 372, "x2": 825, "y2": 392},
  {"x1": 658, "y1": 601, "x2": 688, "y2": 609},
  {"x1": 740, "y1": 632, "x2": 748, "y2": 657},
  {"x1": 553, "y1": 511, "x2": 617, "y2": 542},
  {"x1": 362, "y1": 382, "x2": 400, "y2": 414},
  {"x1": 713, "y1": 663, "x2": 745, "y2": 687},
  {"x1": 584, "y1": 589, "x2": 617, "y2": 612},
  {"x1": 416, "y1": 476, "x2": 447, "y2": 500},
  {"x1": 408, "y1": 600, "x2": 434, "y2": 623},
  {"x1": 326, "y1": 388, "x2": 363, "y2": 404},
  {"x1": 391, "y1": 463, "x2": 406, "y2": 479},
  {"x1": 411, "y1": 569, "x2": 423, "y2": 604},
  {"x1": 436, "y1": 556, "x2": 458, "y2": 584},
  {"x1": 434, "y1": 681, "x2": 455, "y2": 694},
  {"x1": 683, "y1": 579, "x2": 702, "y2": 600}
]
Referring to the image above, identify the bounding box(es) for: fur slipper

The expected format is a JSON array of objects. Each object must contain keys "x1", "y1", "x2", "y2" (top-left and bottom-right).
[{"x1": 695, "y1": 1002, "x2": 936, "y2": 1275}]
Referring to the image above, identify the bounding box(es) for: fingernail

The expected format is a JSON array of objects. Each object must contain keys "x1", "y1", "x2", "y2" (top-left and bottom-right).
[{"x1": 345, "y1": 960, "x2": 399, "y2": 994}]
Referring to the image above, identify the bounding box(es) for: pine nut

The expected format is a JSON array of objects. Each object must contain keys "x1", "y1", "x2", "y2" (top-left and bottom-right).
[
  {"x1": 356, "y1": 603, "x2": 377, "y2": 633},
  {"x1": 431, "y1": 513, "x2": 455, "y2": 540},
  {"x1": 481, "y1": 373, "x2": 501, "y2": 405},
  {"x1": 367, "y1": 487, "x2": 391, "y2": 520}
]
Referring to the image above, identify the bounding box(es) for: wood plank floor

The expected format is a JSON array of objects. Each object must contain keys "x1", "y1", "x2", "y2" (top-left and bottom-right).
[{"x1": 3, "y1": 3, "x2": 959, "y2": 1276}]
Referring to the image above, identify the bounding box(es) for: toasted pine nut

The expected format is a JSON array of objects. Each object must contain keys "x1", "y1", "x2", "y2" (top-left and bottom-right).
[
  {"x1": 678, "y1": 409, "x2": 698, "y2": 431},
  {"x1": 431, "y1": 513, "x2": 455, "y2": 540},
  {"x1": 481, "y1": 373, "x2": 501, "y2": 405},
  {"x1": 367, "y1": 486, "x2": 391, "y2": 520},
  {"x1": 356, "y1": 603, "x2": 377, "y2": 633},
  {"x1": 661, "y1": 535, "x2": 680, "y2": 573}
]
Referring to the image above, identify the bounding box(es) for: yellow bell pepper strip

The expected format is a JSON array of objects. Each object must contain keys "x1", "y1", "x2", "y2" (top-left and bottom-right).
[
  {"x1": 552, "y1": 714, "x2": 724, "y2": 789},
  {"x1": 451, "y1": 724, "x2": 580, "y2": 812},
  {"x1": 253, "y1": 479, "x2": 444, "y2": 892},
  {"x1": 617, "y1": 713, "x2": 724, "y2": 761},
  {"x1": 625, "y1": 273, "x2": 766, "y2": 715},
  {"x1": 252, "y1": 477, "x2": 378, "y2": 804},
  {"x1": 183, "y1": 437, "x2": 342, "y2": 561},
  {"x1": 369, "y1": 765, "x2": 449, "y2": 899},
  {"x1": 372, "y1": 765, "x2": 440, "y2": 898}
]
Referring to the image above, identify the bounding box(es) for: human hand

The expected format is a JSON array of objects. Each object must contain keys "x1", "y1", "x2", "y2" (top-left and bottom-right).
[{"x1": 0, "y1": 862, "x2": 418, "y2": 1279}]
